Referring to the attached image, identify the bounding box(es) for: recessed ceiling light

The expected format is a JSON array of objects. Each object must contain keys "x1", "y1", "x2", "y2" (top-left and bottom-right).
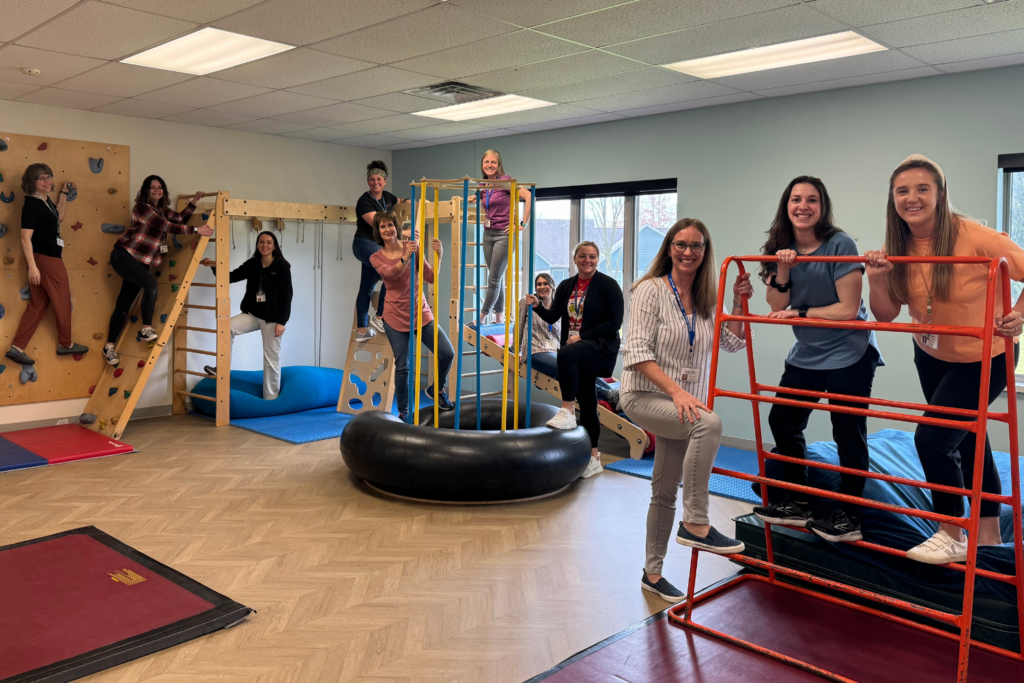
[
  {"x1": 664, "y1": 31, "x2": 886, "y2": 79},
  {"x1": 412, "y1": 94, "x2": 555, "y2": 122},
  {"x1": 122, "y1": 28, "x2": 294, "y2": 76}
]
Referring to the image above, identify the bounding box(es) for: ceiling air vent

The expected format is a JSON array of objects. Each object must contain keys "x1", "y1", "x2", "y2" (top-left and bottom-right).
[{"x1": 402, "y1": 81, "x2": 504, "y2": 105}]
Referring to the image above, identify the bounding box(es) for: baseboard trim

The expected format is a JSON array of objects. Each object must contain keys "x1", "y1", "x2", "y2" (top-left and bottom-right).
[{"x1": 0, "y1": 404, "x2": 174, "y2": 433}]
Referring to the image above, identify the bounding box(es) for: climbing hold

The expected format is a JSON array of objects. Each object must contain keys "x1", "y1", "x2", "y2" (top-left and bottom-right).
[
  {"x1": 154, "y1": 271, "x2": 161, "y2": 277},
  {"x1": 99, "y1": 419, "x2": 107, "y2": 430},
  {"x1": 124, "y1": 390, "x2": 131, "y2": 399},
  {"x1": 202, "y1": 213, "x2": 209, "y2": 221},
  {"x1": 37, "y1": 142, "x2": 47, "y2": 151},
  {"x1": 89, "y1": 157, "x2": 104, "y2": 174},
  {"x1": 0, "y1": 173, "x2": 3, "y2": 182},
  {"x1": 3, "y1": 257, "x2": 13, "y2": 265},
  {"x1": 160, "y1": 314, "x2": 168, "y2": 323},
  {"x1": 135, "y1": 331, "x2": 141, "y2": 342},
  {"x1": 169, "y1": 260, "x2": 176, "y2": 267},
  {"x1": 112, "y1": 417, "x2": 119, "y2": 425},
  {"x1": 87, "y1": 257, "x2": 97, "y2": 265},
  {"x1": 0, "y1": 191, "x2": 13, "y2": 204},
  {"x1": 108, "y1": 188, "x2": 116, "y2": 195},
  {"x1": 0, "y1": 365, "x2": 5, "y2": 374},
  {"x1": 80, "y1": 413, "x2": 97, "y2": 425},
  {"x1": 20, "y1": 365, "x2": 37, "y2": 385},
  {"x1": 171, "y1": 234, "x2": 183, "y2": 251},
  {"x1": 72, "y1": 354, "x2": 83, "y2": 361},
  {"x1": 0, "y1": 303, "x2": 4, "y2": 320},
  {"x1": 130, "y1": 315, "x2": 138, "y2": 323},
  {"x1": 0, "y1": 223, "x2": 7, "y2": 239},
  {"x1": 108, "y1": 387, "x2": 117, "y2": 397},
  {"x1": 101, "y1": 223, "x2": 125, "y2": 234},
  {"x1": 20, "y1": 285, "x2": 31, "y2": 301},
  {"x1": 71, "y1": 221, "x2": 83, "y2": 231},
  {"x1": 191, "y1": 241, "x2": 199, "y2": 251},
  {"x1": 170, "y1": 284, "x2": 179, "y2": 293},
  {"x1": 113, "y1": 368, "x2": 123, "y2": 377},
  {"x1": 168, "y1": 274, "x2": 177, "y2": 282},
  {"x1": 66, "y1": 185, "x2": 77, "y2": 202},
  {"x1": 0, "y1": 139, "x2": 6, "y2": 152},
  {"x1": 92, "y1": 332, "x2": 102, "y2": 340},
  {"x1": 137, "y1": 360, "x2": 145, "y2": 368},
  {"x1": 88, "y1": 385, "x2": 95, "y2": 394}
]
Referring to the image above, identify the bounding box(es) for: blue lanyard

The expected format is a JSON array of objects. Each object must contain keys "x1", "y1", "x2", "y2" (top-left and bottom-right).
[
  {"x1": 667, "y1": 274, "x2": 697, "y2": 351},
  {"x1": 372, "y1": 193, "x2": 389, "y2": 213},
  {"x1": 485, "y1": 189, "x2": 491, "y2": 212},
  {"x1": 571, "y1": 279, "x2": 588, "y2": 318}
]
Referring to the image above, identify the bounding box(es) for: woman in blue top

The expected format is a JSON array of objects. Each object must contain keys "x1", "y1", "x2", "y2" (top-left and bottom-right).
[{"x1": 752, "y1": 176, "x2": 883, "y2": 543}]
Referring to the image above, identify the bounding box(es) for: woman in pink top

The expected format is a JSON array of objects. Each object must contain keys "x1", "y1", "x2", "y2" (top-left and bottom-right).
[
  {"x1": 370, "y1": 211, "x2": 455, "y2": 421},
  {"x1": 467, "y1": 149, "x2": 532, "y2": 324},
  {"x1": 867, "y1": 154, "x2": 1024, "y2": 565}
]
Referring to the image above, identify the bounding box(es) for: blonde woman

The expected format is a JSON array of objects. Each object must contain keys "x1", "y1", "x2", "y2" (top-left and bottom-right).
[
  {"x1": 517, "y1": 272, "x2": 560, "y2": 377},
  {"x1": 619, "y1": 219, "x2": 751, "y2": 602},
  {"x1": 866, "y1": 154, "x2": 1024, "y2": 564}
]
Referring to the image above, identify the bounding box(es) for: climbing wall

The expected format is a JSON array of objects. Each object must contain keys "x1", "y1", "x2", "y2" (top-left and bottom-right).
[{"x1": 0, "y1": 132, "x2": 130, "y2": 405}]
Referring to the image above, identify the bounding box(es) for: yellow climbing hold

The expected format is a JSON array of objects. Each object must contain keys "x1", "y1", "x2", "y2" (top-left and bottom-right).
[{"x1": 99, "y1": 419, "x2": 107, "y2": 430}]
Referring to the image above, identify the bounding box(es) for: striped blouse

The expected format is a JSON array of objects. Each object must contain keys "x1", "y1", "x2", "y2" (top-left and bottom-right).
[{"x1": 622, "y1": 277, "x2": 745, "y2": 403}]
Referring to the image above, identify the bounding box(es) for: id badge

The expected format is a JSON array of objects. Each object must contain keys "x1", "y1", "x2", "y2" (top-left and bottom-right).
[
  {"x1": 56, "y1": 238, "x2": 64, "y2": 247},
  {"x1": 160, "y1": 244, "x2": 169, "y2": 254},
  {"x1": 920, "y1": 333, "x2": 939, "y2": 350},
  {"x1": 256, "y1": 290, "x2": 266, "y2": 303},
  {"x1": 680, "y1": 367, "x2": 700, "y2": 383}
]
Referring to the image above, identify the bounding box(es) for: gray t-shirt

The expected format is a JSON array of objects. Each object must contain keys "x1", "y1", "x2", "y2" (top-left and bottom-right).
[{"x1": 784, "y1": 232, "x2": 883, "y2": 370}]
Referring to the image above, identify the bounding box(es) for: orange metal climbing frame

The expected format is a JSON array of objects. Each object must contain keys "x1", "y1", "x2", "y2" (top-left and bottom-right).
[{"x1": 668, "y1": 254, "x2": 1023, "y2": 683}]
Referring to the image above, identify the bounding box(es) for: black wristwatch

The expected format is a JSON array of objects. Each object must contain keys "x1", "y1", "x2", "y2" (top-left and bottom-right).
[
  {"x1": 769, "y1": 274, "x2": 791, "y2": 292},
  {"x1": 798, "y1": 306, "x2": 809, "y2": 318}
]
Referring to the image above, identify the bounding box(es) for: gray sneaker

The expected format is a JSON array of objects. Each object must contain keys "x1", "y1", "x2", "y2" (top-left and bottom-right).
[
  {"x1": 6, "y1": 346, "x2": 34, "y2": 365},
  {"x1": 57, "y1": 342, "x2": 89, "y2": 356},
  {"x1": 676, "y1": 524, "x2": 745, "y2": 555}
]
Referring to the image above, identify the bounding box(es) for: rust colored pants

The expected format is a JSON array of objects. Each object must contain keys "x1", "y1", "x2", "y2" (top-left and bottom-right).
[{"x1": 13, "y1": 254, "x2": 72, "y2": 348}]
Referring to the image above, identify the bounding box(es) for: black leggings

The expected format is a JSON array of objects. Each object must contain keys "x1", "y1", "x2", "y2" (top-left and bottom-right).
[
  {"x1": 107, "y1": 246, "x2": 159, "y2": 343},
  {"x1": 557, "y1": 341, "x2": 614, "y2": 449},
  {"x1": 913, "y1": 343, "x2": 1018, "y2": 518}
]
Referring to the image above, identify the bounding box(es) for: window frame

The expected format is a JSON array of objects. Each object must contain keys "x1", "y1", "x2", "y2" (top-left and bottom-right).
[{"x1": 999, "y1": 164, "x2": 1024, "y2": 387}]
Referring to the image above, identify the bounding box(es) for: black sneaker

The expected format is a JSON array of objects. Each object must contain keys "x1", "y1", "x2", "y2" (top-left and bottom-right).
[
  {"x1": 676, "y1": 524, "x2": 745, "y2": 555},
  {"x1": 752, "y1": 496, "x2": 813, "y2": 527},
  {"x1": 425, "y1": 385, "x2": 454, "y2": 411},
  {"x1": 6, "y1": 346, "x2": 34, "y2": 365},
  {"x1": 641, "y1": 571, "x2": 685, "y2": 603},
  {"x1": 139, "y1": 327, "x2": 158, "y2": 343},
  {"x1": 56, "y1": 342, "x2": 89, "y2": 356},
  {"x1": 203, "y1": 365, "x2": 217, "y2": 377},
  {"x1": 808, "y1": 509, "x2": 863, "y2": 542}
]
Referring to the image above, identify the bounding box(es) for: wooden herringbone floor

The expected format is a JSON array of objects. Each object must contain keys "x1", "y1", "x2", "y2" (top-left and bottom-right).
[{"x1": 0, "y1": 416, "x2": 752, "y2": 683}]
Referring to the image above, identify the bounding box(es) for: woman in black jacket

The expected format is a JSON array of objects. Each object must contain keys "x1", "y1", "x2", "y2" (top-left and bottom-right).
[
  {"x1": 200, "y1": 231, "x2": 293, "y2": 400},
  {"x1": 526, "y1": 241, "x2": 624, "y2": 478}
]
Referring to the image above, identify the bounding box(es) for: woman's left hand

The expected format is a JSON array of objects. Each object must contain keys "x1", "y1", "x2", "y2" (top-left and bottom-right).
[
  {"x1": 767, "y1": 309, "x2": 801, "y2": 319},
  {"x1": 733, "y1": 272, "x2": 753, "y2": 303},
  {"x1": 275, "y1": 324, "x2": 286, "y2": 338},
  {"x1": 192, "y1": 191, "x2": 204, "y2": 204},
  {"x1": 197, "y1": 225, "x2": 214, "y2": 237},
  {"x1": 567, "y1": 334, "x2": 581, "y2": 345},
  {"x1": 995, "y1": 310, "x2": 1023, "y2": 338},
  {"x1": 432, "y1": 238, "x2": 443, "y2": 256}
]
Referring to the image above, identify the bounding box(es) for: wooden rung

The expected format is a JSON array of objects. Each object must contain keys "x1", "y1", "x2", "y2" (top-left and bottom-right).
[
  {"x1": 177, "y1": 391, "x2": 217, "y2": 402},
  {"x1": 176, "y1": 346, "x2": 217, "y2": 356},
  {"x1": 175, "y1": 369, "x2": 215, "y2": 378},
  {"x1": 181, "y1": 326, "x2": 217, "y2": 333},
  {"x1": 190, "y1": 283, "x2": 216, "y2": 287},
  {"x1": 184, "y1": 304, "x2": 216, "y2": 310}
]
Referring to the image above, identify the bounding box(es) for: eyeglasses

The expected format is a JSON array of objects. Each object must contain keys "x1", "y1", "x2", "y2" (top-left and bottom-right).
[
  {"x1": 37, "y1": 175, "x2": 53, "y2": 182},
  {"x1": 671, "y1": 241, "x2": 705, "y2": 253}
]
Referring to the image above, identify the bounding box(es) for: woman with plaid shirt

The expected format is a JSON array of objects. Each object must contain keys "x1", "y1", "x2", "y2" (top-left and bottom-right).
[{"x1": 102, "y1": 175, "x2": 212, "y2": 365}]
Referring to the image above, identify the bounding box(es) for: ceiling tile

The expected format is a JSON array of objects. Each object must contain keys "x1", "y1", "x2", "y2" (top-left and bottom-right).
[
  {"x1": 810, "y1": 0, "x2": 984, "y2": 28},
  {"x1": 209, "y1": 90, "x2": 337, "y2": 117},
  {"x1": 427, "y1": 129, "x2": 519, "y2": 145},
  {"x1": 103, "y1": 0, "x2": 266, "y2": 24},
  {"x1": 55, "y1": 61, "x2": 192, "y2": 98},
  {"x1": 508, "y1": 112, "x2": 626, "y2": 133},
  {"x1": 16, "y1": 3, "x2": 197, "y2": 61},
  {"x1": 0, "y1": 0, "x2": 78, "y2": 43},
  {"x1": 17, "y1": 87, "x2": 121, "y2": 110},
  {"x1": 537, "y1": 0, "x2": 796, "y2": 48},
  {"x1": 277, "y1": 127, "x2": 355, "y2": 141},
  {"x1": 449, "y1": 0, "x2": 628, "y2": 27},
  {"x1": 338, "y1": 134, "x2": 408, "y2": 148},
  {"x1": 0, "y1": 79, "x2": 41, "y2": 99},
  {"x1": 520, "y1": 67, "x2": 695, "y2": 103},
  {"x1": 312, "y1": 3, "x2": 517, "y2": 63},
  {"x1": 335, "y1": 114, "x2": 440, "y2": 135},
  {"x1": 214, "y1": 48, "x2": 374, "y2": 89},
  {"x1": 468, "y1": 104, "x2": 606, "y2": 129},
  {"x1": 606, "y1": 4, "x2": 846, "y2": 64},
  {"x1": 288, "y1": 66, "x2": 436, "y2": 101},
  {"x1": 379, "y1": 140, "x2": 435, "y2": 150},
  {"x1": 0, "y1": 46, "x2": 106, "y2": 86},
  {"x1": 574, "y1": 80, "x2": 742, "y2": 112},
  {"x1": 162, "y1": 109, "x2": 258, "y2": 126},
  {"x1": 391, "y1": 30, "x2": 587, "y2": 80},
  {"x1": 349, "y1": 92, "x2": 439, "y2": 113},
  {"x1": 137, "y1": 78, "x2": 271, "y2": 108},
  {"x1": 223, "y1": 119, "x2": 313, "y2": 134},
  {"x1": 903, "y1": 29, "x2": 1024, "y2": 65},
  {"x1": 271, "y1": 101, "x2": 391, "y2": 126},
  {"x1": 93, "y1": 98, "x2": 194, "y2": 118},
  {"x1": 936, "y1": 52, "x2": 1024, "y2": 73},
  {"x1": 388, "y1": 121, "x2": 498, "y2": 141},
  {"x1": 213, "y1": 0, "x2": 435, "y2": 46},
  {"x1": 862, "y1": 2, "x2": 1024, "y2": 48},
  {"x1": 711, "y1": 49, "x2": 925, "y2": 91},
  {"x1": 753, "y1": 66, "x2": 942, "y2": 98},
  {"x1": 463, "y1": 51, "x2": 644, "y2": 93},
  {"x1": 616, "y1": 91, "x2": 760, "y2": 118}
]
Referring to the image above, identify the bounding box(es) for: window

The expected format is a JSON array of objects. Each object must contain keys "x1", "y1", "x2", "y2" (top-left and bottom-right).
[
  {"x1": 584, "y1": 196, "x2": 625, "y2": 290},
  {"x1": 533, "y1": 199, "x2": 572, "y2": 286},
  {"x1": 635, "y1": 192, "x2": 679, "y2": 277},
  {"x1": 1000, "y1": 162, "x2": 1024, "y2": 379}
]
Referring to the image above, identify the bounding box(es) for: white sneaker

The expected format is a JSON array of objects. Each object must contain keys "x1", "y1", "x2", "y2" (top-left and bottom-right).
[
  {"x1": 369, "y1": 316, "x2": 385, "y2": 334},
  {"x1": 103, "y1": 344, "x2": 119, "y2": 366},
  {"x1": 355, "y1": 328, "x2": 375, "y2": 342},
  {"x1": 139, "y1": 327, "x2": 158, "y2": 343},
  {"x1": 581, "y1": 456, "x2": 603, "y2": 478},
  {"x1": 546, "y1": 407, "x2": 577, "y2": 430},
  {"x1": 906, "y1": 530, "x2": 968, "y2": 565}
]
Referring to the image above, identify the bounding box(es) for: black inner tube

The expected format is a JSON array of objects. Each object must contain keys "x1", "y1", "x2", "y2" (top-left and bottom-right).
[{"x1": 418, "y1": 400, "x2": 553, "y2": 431}]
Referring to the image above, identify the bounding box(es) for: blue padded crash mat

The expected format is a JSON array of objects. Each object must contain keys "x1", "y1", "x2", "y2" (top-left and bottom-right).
[
  {"x1": 191, "y1": 366, "x2": 343, "y2": 419},
  {"x1": 605, "y1": 445, "x2": 759, "y2": 503}
]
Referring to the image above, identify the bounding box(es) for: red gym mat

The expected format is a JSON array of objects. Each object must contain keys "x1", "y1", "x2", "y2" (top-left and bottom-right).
[
  {"x1": 3, "y1": 424, "x2": 133, "y2": 464},
  {"x1": 0, "y1": 527, "x2": 252, "y2": 682},
  {"x1": 531, "y1": 579, "x2": 1024, "y2": 683}
]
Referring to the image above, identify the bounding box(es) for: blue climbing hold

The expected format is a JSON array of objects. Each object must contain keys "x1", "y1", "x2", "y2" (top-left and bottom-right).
[
  {"x1": 202, "y1": 213, "x2": 209, "y2": 221},
  {"x1": 101, "y1": 223, "x2": 126, "y2": 234},
  {"x1": 0, "y1": 191, "x2": 13, "y2": 204},
  {"x1": 0, "y1": 139, "x2": 7, "y2": 152},
  {"x1": 0, "y1": 223, "x2": 7, "y2": 239},
  {"x1": 160, "y1": 314, "x2": 168, "y2": 323},
  {"x1": 19, "y1": 284, "x2": 30, "y2": 300},
  {"x1": 130, "y1": 316, "x2": 138, "y2": 323},
  {"x1": 109, "y1": 387, "x2": 117, "y2": 397},
  {"x1": 20, "y1": 365, "x2": 37, "y2": 385},
  {"x1": 0, "y1": 303, "x2": 5, "y2": 320},
  {"x1": 0, "y1": 365, "x2": 5, "y2": 374},
  {"x1": 89, "y1": 157, "x2": 104, "y2": 174},
  {"x1": 66, "y1": 185, "x2": 77, "y2": 202},
  {"x1": 171, "y1": 234, "x2": 183, "y2": 251}
]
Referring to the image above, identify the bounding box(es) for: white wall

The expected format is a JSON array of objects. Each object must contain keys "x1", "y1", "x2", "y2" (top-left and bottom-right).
[{"x1": 0, "y1": 98, "x2": 389, "y2": 425}]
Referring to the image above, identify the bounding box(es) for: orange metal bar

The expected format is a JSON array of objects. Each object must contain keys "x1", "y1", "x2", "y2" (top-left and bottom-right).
[{"x1": 671, "y1": 254, "x2": 1024, "y2": 683}]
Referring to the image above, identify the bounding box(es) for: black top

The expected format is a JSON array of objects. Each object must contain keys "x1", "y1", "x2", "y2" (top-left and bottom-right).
[
  {"x1": 355, "y1": 190, "x2": 398, "y2": 241},
  {"x1": 226, "y1": 257, "x2": 293, "y2": 325},
  {"x1": 22, "y1": 196, "x2": 62, "y2": 259},
  {"x1": 534, "y1": 271, "x2": 624, "y2": 360}
]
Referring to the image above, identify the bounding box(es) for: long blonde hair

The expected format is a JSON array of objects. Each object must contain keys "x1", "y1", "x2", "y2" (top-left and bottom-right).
[
  {"x1": 632, "y1": 218, "x2": 717, "y2": 320},
  {"x1": 480, "y1": 149, "x2": 505, "y2": 179},
  {"x1": 884, "y1": 156, "x2": 961, "y2": 304}
]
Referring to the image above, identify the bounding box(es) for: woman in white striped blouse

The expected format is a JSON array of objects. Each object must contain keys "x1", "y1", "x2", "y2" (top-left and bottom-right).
[{"x1": 621, "y1": 218, "x2": 752, "y2": 603}]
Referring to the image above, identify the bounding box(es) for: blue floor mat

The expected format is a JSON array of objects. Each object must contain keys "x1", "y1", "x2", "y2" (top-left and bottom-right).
[
  {"x1": 0, "y1": 435, "x2": 48, "y2": 472},
  {"x1": 606, "y1": 446, "x2": 760, "y2": 503}
]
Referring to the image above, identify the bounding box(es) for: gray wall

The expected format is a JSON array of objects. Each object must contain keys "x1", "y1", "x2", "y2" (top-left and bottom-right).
[{"x1": 394, "y1": 64, "x2": 1024, "y2": 451}]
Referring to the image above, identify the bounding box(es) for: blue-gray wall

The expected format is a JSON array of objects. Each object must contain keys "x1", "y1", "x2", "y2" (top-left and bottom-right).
[{"x1": 395, "y1": 65, "x2": 1024, "y2": 451}]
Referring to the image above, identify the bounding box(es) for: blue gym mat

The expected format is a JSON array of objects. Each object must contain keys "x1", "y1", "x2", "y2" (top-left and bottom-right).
[
  {"x1": 0, "y1": 435, "x2": 48, "y2": 472},
  {"x1": 606, "y1": 445, "x2": 760, "y2": 503}
]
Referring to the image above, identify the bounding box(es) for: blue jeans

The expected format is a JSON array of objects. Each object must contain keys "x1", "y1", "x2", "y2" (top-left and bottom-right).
[
  {"x1": 352, "y1": 236, "x2": 386, "y2": 328},
  {"x1": 383, "y1": 320, "x2": 455, "y2": 417}
]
